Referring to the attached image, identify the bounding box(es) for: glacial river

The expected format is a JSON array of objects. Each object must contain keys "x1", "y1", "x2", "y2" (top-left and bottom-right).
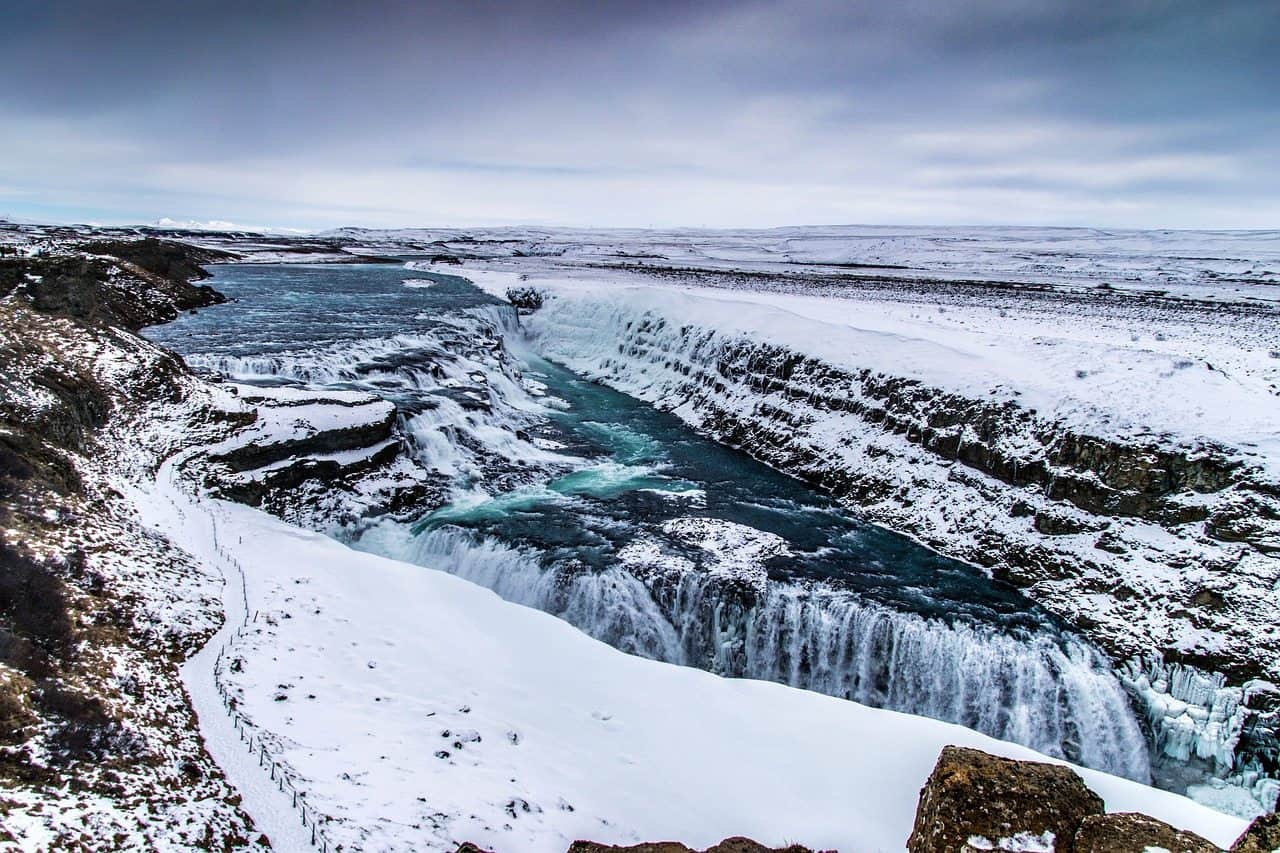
[{"x1": 148, "y1": 262, "x2": 1154, "y2": 784}]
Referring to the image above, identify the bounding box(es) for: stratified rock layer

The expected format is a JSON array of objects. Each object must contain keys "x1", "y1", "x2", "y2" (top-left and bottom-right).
[
  {"x1": 906, "y1": 746, "x2": 1104, "y2": 853},
  {"x1": 1074, "y1": 812, "x2": 1219, "y2": 853}
]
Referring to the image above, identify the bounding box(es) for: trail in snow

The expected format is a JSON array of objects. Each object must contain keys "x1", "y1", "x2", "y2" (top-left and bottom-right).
[{"x1": 142, "y1": 453, "x2": 319, "y2": 853}]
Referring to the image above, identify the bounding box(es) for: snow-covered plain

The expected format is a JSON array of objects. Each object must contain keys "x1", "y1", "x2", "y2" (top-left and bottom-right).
[
  {"x1": 148, "y1": 475, "x2": 1246, "y2": 852},
  {"x1": 326, "y1": 225, "x2": 1280, "y2": 303}
]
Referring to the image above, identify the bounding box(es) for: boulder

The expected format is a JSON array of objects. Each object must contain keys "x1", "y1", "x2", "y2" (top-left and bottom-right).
[
  {"x1": 1231, "y1": 812, "x2": 1280, "y2": 852},
  {"x1": 906, "y1": 746, "x2": 1104, "y2": 853},
  {"x1": 1074, "y1": 812, "x2": 1219, "y2": 852}
]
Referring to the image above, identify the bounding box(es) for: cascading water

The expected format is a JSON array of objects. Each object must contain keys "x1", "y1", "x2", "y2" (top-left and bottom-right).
[
  {"x1": 148, "y1": 262, "x2": 1159, "y2": 790},
  {"x1": 358, "y1": 521, "x2": 1150, "y2": 781}
]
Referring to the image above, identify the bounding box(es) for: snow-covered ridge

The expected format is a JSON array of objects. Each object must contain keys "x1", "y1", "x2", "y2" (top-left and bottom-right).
[
  {"x1": 146, "y1": 462, "x2": 1248, "y2": 851},
  {"x1": 471, "y1": 273, "x2": 1279, "y2": 473}
]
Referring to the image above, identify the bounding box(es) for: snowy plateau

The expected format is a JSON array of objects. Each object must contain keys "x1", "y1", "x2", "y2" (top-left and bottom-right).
[{"x1": 1, "y1": 222, "x2": 1277, "y2": 852}]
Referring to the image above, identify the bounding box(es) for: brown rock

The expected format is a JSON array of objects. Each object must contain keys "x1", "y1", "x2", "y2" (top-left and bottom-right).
[
  {"x1": 906, "y1": 746, "x2": 1105, "y2": 853},
  {"x1": 455, "y1": 844, "x2": 496, "y2": 853},
  {"x1": 1074, "y1": 813, "x2": 1220, "y2": 852},
  {"x1": 1231, "y1": 812, "x2": 1280, "y2": 852}
]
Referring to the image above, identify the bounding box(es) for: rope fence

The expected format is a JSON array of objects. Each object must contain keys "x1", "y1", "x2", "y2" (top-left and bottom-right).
[{"x1": 165, "y1": 460, "x2": 338, "y2": 852}]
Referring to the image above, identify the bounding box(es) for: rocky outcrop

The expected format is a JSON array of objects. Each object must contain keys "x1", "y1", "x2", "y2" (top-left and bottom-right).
[
  {"x1": 212, "y1": 401, "x2": 396, "y2": 473},
  {"x1": 1231, "y1": 812, "x2": 1280, "y2": 852},
  {"x1": 0, "y1": 240, "x2": 264, "y2": 846},
  {"x1": 908, "y1": 747, "x2": 1242, "y2": 853},
  {"x1": 506, "y1": 285, "x2": 546, "y2": 311},
  {"x1": 1074, "y1": 813, "x2": 1218, "y2": 853},
  {"x1": 906, "y1": 746, "x2": 1104, "y2": 853},
  {"x1": 196, "y1": 387, "x2": 442, "y2": 529},
  {"x1": 0, "y1": 238, "x2": 234, "y2": 330}
]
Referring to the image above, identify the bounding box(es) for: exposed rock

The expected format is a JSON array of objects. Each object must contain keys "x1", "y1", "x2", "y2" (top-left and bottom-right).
[
  {"x1": 906, "y1": 746, "x2": 1103, "y2": 853},
  {"x1": 1231, "y1": 812, "x2": 1280, "y2": 852},
  {"x1": 567, "y1": 837, "x2": 821, "y2": 853},
  {"x1": 0, "y1": 238, "x2": 234, "y2": 330},
  {"x1": 210, "y1": 402, "x2": 396, "y2": 472},
  {"x1": 507, "y1": 285, "x2": 546, "y2": 311},
  {"x1": 1074, "y1": 812, "x2": 1220, "y2": 853},
  {"x1": 1033, "y1": 509, "x2": 1103, "y2": 536},
  {"x1": 1207, "y1": 492, "x2": 1280, "y2": 553}
]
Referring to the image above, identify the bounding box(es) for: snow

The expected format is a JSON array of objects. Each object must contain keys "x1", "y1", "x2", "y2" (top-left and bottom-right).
[
  {"x1": 235, "y1": 384, "x2": 375, "y2": 406},
  {"x1": 139, "y1": 454, "x2": 316, "y2": 853},
  {"x1": 141, "y1": 468, "x2": 1248, "y2": 852},
  {"x1": 659, "y1": 517, "x2": 789, "y2": 588},
  {"x1": 966, "y1": 832, "x2": 1055, "y2": 852}
]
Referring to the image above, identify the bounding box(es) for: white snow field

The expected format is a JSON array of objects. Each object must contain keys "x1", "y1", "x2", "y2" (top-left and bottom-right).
[{"x1": 141, "y1": 467, "x2": 1247, "y2": 852}]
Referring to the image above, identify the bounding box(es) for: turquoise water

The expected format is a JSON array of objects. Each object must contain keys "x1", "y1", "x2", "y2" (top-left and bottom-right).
[{"x1": 150, "y1": 263, "x2": 1044, "y2": 626}]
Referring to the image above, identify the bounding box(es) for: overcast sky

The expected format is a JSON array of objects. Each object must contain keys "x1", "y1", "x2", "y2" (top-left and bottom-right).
[{"x1": 2, "y1": 0, "x2": 1277, "y2": 230}]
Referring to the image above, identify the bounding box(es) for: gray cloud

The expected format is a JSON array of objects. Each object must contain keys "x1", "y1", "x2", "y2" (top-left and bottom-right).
[{"x1": 1, "y1": 0, "x2": 1276, "y2": 228}]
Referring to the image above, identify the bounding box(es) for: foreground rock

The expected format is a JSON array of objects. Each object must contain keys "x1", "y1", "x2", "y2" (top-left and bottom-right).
[
  {"x1": 1231, "y1": 812, "x2": 1280, "y2": 852},
  {"x1": 907, "y1": 746, "x2": 1104, "y2": 853},
  {"x1": 907, "y1": 746, "x2": 1264, "y2": 853},
  {"x1": 1074, "y1": 813, "x2": 1218, "y2": 852}
]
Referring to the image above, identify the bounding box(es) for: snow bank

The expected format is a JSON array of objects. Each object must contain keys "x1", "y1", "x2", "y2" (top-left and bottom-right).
[{"x1": 162, "y1": 490, "x2": 1246, "y2": 852}]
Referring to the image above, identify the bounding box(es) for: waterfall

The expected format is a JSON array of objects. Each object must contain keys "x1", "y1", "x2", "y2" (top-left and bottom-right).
[
  {"x1": 356, "y1": 523, "x2": 1152, "y2": 783},
  {"x1": 192, "y1": 283, "x2": 1157, "y2": 789}
]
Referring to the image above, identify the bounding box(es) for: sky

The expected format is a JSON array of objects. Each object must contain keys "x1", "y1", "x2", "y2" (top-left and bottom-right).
[{"x1": 1, "y1": 0, "x2": 1277, "y2": 231}]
